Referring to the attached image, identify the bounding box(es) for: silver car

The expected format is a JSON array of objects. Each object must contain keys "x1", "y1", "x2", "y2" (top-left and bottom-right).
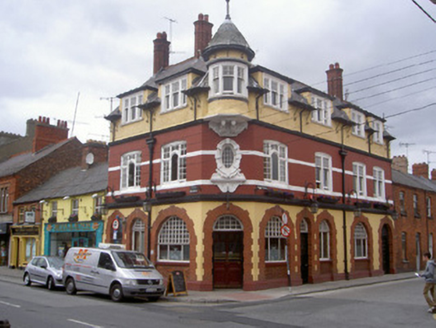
[{"x1": 23, "y1": 256, "x2": 64, "y2": 290}]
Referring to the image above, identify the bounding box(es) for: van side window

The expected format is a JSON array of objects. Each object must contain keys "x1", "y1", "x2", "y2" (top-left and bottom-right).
[{"x1": 98, "y1": 252, "x2": 115, "y2": 270}]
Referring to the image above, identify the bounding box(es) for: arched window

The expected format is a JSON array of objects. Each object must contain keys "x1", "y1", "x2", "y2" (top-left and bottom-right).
[
  {"x1": 319, "y1": 220, "x2": 330, "y2": 260},
  {"x1": 265, "y1": 217, "x2": 286, "y2": 262},
  {"x1": 354, "y1": 223, "x2": 368, "y2": 258},
  {"x1": 213, "y1": 215, "x2": 243, "y2": 231},
  {"x1": 132, "y1": 219, "x2": 145, "y2": 253},
  {"x1": 158, "y1": 217, "x2": 190, "y2": 261},
  {"x1": 300, "y1": 219, "x2": 309, "y2": 233}
]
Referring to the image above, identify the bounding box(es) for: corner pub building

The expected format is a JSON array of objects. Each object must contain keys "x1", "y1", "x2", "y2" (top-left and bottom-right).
[{"x1": 104, "y1": 4, "x2": 396, "y2": 291}]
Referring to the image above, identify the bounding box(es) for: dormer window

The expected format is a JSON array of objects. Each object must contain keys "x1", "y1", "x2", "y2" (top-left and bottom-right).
[
  {"x1": 122, "y1": 93, "x2": 143, "y2": 124},
  {"x1": 162, "y1": 77, "x2": 187, "y2": 112},
  {"x1": 209, "y1": 62, "x2": 247, "y2": 98},
  {"x1": 372, "y1": 119, "x2": 383, "y2": 144},
  {"x1": 311, "y1": 96, "x2": 331, "y2": 126},
  {"x1": 351, "y1": 110, "x2": 365, "y2": 138},
  {"x1": 263, "y1": 74, "x2": 288, "y2": 111}
]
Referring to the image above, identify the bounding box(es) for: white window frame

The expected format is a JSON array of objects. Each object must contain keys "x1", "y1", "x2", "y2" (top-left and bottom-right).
[
  {"x1": 120, "y1": 151, "x2": 142, "y2": 190},
  {"x1": 399, "y1": 191, "x2": 406, "y2": 214},
  {"x1": 263, "y1": 74, "x2": 288, "y2": 111},
  {"x1": 51, "y1": 201, "x2": 58, "y2": 218},
  {"x1": 158, "y1": 216, "x2": 190, "y2": 262},
  {"x1": 373, "y1": 167, "x2": 385, "y2": 199},
  {"x1": 413, "y1": 194, "x2": 419, "y2": 216},
  {"x1": 315, "y1": 153, "x2": 332, "y2": 191},
  {"x1": 161, "y1": 141, "x2": 187, "y2": 184},
  {"x1": 319, "y1": 220, "x2": 330, "y2": 260},
  {"x1": 311, "y1": 96, "x2": 331, "y2": 126},
  {"x1": 265, "y1": 217, "x2": 286, "y2": 262},
  {"x1": 401, "y1": 232, "x2": 407, "y2": 261},
  {"x1": 351, "y1": 110, "x2": 365, "y2": 138},
  {"x1": 264, "y1": 141, "x2": 288, "y2": 184},
  {"x1": 353, "y1": 162, "x2": 367, "y2": 197},
  {"x1": 94, "y1": 196, "x2": 104, "y2": 214},
  {"x1": 429, "y1": 233, "x2": 434, "y2": 259},
  {"x1": 371, "y1": 119, "x2": 383, "y2": 144},
  {"x1": 71, "y1": 199, "x2": 79, "y2": 216},
  {"x1": 209, "y1": 62, "x2": 248, "y2": 98},
  {"x1": 354, "y1": 223, "x2": 368, "y2": 259},
  {"x1": 0, "y1": 187, "x2": 8, "y2": 213},
  {"x1": 162, "y1": 77, "x2": 187, "y2": 112},
  {"x1": 427, "y1": 197, "x2": 432, "y2": 218},
  {"x1": 122, "y1": 92, "x2": 143, "y2": 124}
]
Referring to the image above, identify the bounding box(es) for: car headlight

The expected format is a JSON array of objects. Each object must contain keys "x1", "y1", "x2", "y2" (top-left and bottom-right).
[{"x1": 124, "y1": 279, "x2": 137, "y2": 286}]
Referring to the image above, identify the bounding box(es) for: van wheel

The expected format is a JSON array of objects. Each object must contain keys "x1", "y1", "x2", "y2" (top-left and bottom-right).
[
  {"x1": 110, "y1": 283, "x2": 123, "y2": 302},
  {"x1": 47, "y1": 276, "x2": 55, "y2": 290},
  {"x1": 65, "y1": 278, "x2": 77, "y2": 295},
  {"x1": 23, "y1": 273, "x2": 31, "y2": 286}
]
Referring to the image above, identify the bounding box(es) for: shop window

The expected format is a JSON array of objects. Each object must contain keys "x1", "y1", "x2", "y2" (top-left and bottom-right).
[
  {"x1": 319, "y1": 220, "x2": 330, "y2": 260},
  {"x1": 158, "y1": 217, "x2": 190, "y2": 262},
  {"x1": 213, "y1": 215, "x2": 243, "y2": 231},
  {"x1": 132, "y1": 219, "x2": 145, "y2": 253},
  {"x1": 354, "y1": 223, "x2": 368, "y2": 259},
  {"x1": 25, "y1": 239, "x2": 36, "y2": 263},
  {"x1": 265, "y1": 216, "x2": 286, "y2": 262}
]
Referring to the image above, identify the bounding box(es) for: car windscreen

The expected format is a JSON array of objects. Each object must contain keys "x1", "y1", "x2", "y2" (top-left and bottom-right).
[
  {"x1": 46, "y1": 257, "x2": 64, "y2": 269},
  {"x1": 112, "y1": 251, "x2": 152, "y2": 269}
]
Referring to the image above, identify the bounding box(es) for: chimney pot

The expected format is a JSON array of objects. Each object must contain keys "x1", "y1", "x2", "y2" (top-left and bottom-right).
[
  {"x1": 199, "y1": 13, "x2": 204, "y2": 20},
  {"x1": 205, "y1": 14, "x2": 209, "y2": 22}
]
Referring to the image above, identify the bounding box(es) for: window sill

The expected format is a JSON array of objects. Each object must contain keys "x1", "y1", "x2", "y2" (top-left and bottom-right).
[
  {"x1": 310, "y1": 120, "x2": 332, "y2": 128},
  {"x1": 265, "y1": 261, "x2": 286, "y2": 265},
  {"x1": 160, "y1": 105, "x2": 187, "y2": 114},
  {"x1": 263, "y1": 103, "x2": 289, "y2": 113},
  {"x1": 319, "y1": 259, "x2": 332, "y2": 262},
  {"x1": 121, "y1": 118, "x2": 144, "y2": 126},
  {"x1": 156, "y1": 261, "x2": 190, "y2": 266},
  {"x1": 208, "y1": 95, "x2": 249, "y2": 103}
]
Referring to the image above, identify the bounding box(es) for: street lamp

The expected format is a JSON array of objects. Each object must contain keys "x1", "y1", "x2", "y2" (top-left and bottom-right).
[{"x1": 304, "y1": 182, "x2": 319, "y2": 214}]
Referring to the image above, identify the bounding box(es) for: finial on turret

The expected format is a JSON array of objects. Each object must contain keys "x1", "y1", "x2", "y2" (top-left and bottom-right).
[{"x1": 226, "y1": 0, "x2": 231, "y2": 20}]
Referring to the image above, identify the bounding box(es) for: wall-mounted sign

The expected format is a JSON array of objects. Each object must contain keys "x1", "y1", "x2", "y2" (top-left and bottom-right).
[{"x1": 25, "y1": 211, "x2": 35, "y2": 224}]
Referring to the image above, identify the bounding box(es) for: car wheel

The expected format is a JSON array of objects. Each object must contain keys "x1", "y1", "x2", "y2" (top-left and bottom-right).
[
  {"x1": 65, "y1": 278, "x2": 77, "y2": 295},
  {"x1": 47, "y1": 276, "x2": 55, "y2": 290},
  {"x1": 148, "y1": 296, "x2": 160, "y2": 302},
  {"x1": 23, "y1": 273, "x2": 31, "y2": 286},
  {"x1": 110, "y1": 283, "x2": 123, "y2": 302}
]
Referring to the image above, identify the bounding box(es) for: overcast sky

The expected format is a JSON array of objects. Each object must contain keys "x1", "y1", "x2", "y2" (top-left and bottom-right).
[{"x1": 1, "y1": 0, "x2": 435, "y2": 173}]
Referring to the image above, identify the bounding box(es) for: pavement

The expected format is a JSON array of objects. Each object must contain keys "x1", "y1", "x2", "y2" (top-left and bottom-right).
[{"x1": 0, "y1": 266, "x2": 416, "y2": 305}]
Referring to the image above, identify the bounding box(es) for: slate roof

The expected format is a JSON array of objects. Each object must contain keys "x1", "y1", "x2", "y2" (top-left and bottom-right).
[
  {"x1": 14, "y1": 162, "x2": 108, "y2": 204},
  {"x1": 0, "y1": 138, "x2": 77, "y2": 178},
  {"x1": 202, "y1": 18, "x2": 255, "y2": 61},
  {"x1": 392, "y1": 169, "x2": 436, "y2": 192}
]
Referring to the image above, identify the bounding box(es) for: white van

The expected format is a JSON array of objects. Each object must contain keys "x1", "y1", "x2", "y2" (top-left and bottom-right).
[{"x1": 62, "y1": 247, "x2": 165, "y2": 302}]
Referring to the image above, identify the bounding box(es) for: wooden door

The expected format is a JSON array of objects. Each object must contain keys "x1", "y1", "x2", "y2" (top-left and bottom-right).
[
  {"x1": 300, "y1": 232, "x2": 309, "y2": 284},
  {"x1": 382, "y1": 225, "x2": 390, "y2": 274},
  {"x1": 213, "y1": 231, "x2": 243, "y2": 288}
]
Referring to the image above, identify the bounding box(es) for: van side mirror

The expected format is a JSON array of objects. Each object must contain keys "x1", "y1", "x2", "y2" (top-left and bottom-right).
[{"x1": 41, "y1": 265, "x2": 47, "y2": 269}]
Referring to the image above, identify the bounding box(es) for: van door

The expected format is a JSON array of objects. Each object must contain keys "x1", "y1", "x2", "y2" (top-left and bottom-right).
[{"x1": 91, "y1": 252, "x2": 117, "y2": 294}]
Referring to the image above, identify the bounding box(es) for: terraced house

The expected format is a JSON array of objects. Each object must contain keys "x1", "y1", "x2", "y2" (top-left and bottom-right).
[{"x1": 104, "y1": 8, "x2": 396, "y2": 291}]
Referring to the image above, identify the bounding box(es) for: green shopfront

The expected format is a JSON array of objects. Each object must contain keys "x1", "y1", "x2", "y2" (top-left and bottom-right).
[{"x1": 44, "y1": 221, "x2": 104, "y2": 257}]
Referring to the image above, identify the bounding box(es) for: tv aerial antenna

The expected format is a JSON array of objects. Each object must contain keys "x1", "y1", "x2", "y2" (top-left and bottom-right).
[
  {"x1": 423, "y1": 149, "x2": 436, "y2": 164},
  {"x1": 399, "y1": 142, "x2": 415, "y2": 158},
  {"x1": 100, "y1": 96, "x2": 116, "y2": 113},
  {"x1": 163, "y1": 17, "x2": 184, "y2": 56}
]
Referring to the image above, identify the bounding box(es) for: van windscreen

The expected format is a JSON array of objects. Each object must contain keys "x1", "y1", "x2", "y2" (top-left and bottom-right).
[{"x1": 112, "y1": 252, "x2": 152, "y2": 269}]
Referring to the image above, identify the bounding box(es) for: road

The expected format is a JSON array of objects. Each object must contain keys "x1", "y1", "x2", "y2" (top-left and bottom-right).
[{"x1": 0, "y1": 278, "x2": 435, "y2": 327}]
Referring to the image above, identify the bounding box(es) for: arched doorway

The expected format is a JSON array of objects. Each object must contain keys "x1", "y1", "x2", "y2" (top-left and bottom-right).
[
  {"x1": 300, "y1": 219, "x2": 309, "y2": 284},
  {"x1": 213, "y1": 215, "x2": 243, "y2": 288},
  {"x1": 381, "y1": 224, "x2": 390, "y2": 274}
]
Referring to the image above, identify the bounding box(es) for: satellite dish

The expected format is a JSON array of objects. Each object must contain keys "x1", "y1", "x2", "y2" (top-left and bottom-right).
[{"x1": 85, "y1": 153, "x2": 95, "y2": 165}]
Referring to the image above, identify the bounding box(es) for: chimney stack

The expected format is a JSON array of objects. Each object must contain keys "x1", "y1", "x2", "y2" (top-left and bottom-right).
[
  {"x1": 431, "y1": 169, "x2": 436, "y2": 181},
  {"x1": 326, "y1": 63, "x2": 344, "y2": 101},
  {"x1": 153, "y1": 32, "x2": 170, "y2": 74},
  {"x1": 412, "y1": 162, "x2": 429, "y2": 179},
  {"x1": 194, "y1": 13, "x2": 213, "y2": 58},
  {"x1": 32, "y1": 116, "x2": 69, "y2": 153},
  {"x1": 392, "y1": 155, "x2": 409, "y2": 174}
]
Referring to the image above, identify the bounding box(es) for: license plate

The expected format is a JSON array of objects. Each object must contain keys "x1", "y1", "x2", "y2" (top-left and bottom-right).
[{"x1": 147, "y1": 288, "x2": 157, "y2": 293}]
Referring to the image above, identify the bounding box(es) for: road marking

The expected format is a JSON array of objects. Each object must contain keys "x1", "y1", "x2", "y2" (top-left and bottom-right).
[
  {"x1": 0, "y1": 300, "x2": 21, "y2": 308},
  {"x1": 67, "y1": 319, "x2": 104, "y2": 328}
]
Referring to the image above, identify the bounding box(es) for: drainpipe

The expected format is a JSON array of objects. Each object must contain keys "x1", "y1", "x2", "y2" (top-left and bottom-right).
[{"x1": 339, "y1": 129, "x2": 349, "y2": 280}]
